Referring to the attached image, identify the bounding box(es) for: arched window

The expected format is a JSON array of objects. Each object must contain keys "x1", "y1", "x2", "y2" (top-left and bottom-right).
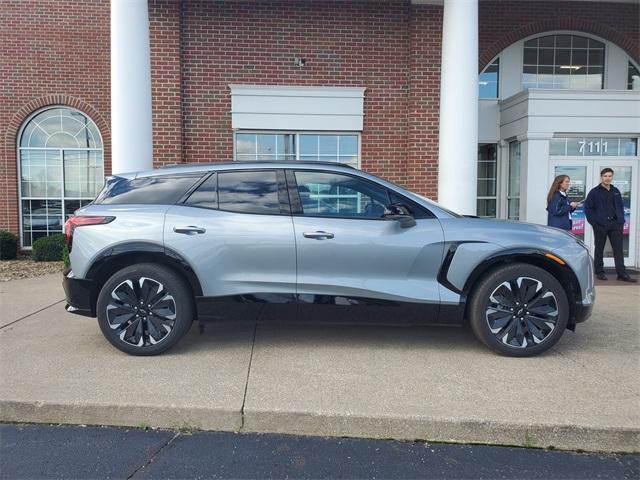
[
  {"x1": 522, "y1": 34, "x2": 604, "y2": 90},
  {"x1": 479, "y1": 58, "x2": 499, "y2": 99},
  {"x1": 18, "y1": 107, "x2": 104, "y2": 247}
]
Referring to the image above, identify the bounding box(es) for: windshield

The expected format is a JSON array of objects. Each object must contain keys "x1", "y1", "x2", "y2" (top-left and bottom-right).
[{"x1": 413, "y1": 193, "x2": 462, "y2": 218}]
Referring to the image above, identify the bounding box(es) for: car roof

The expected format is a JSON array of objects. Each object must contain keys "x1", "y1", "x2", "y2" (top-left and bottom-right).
[
  {"x1": 133, "y1": 161, "x2": 357, "y2": 178},
  {"x1": 122, "y1": 161, "x2": 458, "y2": 219}
]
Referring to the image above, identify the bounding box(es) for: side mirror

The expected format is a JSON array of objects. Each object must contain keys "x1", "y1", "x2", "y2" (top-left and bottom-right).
[{"x1": 383, "y1": 203, "x2": 416, "y2": 228}]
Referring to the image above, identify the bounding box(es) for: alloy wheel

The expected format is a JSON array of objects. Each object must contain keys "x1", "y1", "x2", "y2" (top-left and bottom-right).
[
  {"x1": 485, "y1": 276, "x2": 559, "y2": 348},
  {"x1": 106, "y1": 277, "x2": 177, "y2": 347}
]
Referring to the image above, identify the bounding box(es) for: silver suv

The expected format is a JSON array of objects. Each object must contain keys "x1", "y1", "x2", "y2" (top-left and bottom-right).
[{"x1": 63, "y1": 162, "x2": 594, "y2": 356}]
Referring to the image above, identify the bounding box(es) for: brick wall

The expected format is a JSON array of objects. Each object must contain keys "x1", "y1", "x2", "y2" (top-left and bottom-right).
[
  {"x1": 0, "y1": 0, "x2": 110, "y2": 234},
  {"x1": 149, "y1": 0, "x2": 183, "y2": 166},
  {"x1": 407, "y1": 4, "x2": 442, "y2": 199},
  {"x1": 478, "y1": 0, "x2": 640, "y2": 69},
  {"x1": 178, "y1": 0, "x2": 415, "y2": 188},
  {"x1": 1, "y1": 0, "x2": 638, "y2": 237}
]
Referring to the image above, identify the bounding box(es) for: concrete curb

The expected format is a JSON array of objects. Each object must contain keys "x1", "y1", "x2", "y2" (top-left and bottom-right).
[
  {"x1": 2, "y1": 400, "x2": 638, "y2": 454},
  {"x1": 243, "y1": 410, "x2": 640, "y2": 454},
  {"x1": 0, "y1": 400, "x2": 241, "y2": 432}
]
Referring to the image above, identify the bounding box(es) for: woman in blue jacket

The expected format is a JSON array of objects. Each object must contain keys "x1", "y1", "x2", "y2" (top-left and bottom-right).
[{"x1": 546, "y1": 175, "x2": 579, "y2": 231}]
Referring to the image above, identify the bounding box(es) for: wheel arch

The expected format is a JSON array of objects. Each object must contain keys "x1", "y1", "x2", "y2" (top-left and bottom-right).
[
  {"x1": 461, "y1": 249, "x2": 582, "y2": 331},
  {"x1": 84, "y1": 242, "x2": 203, "y2": 316}
]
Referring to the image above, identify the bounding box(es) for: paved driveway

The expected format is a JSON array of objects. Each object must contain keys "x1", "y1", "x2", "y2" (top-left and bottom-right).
[{"x1": 1, "y1": 274, "x2": 638, "y2": 452}]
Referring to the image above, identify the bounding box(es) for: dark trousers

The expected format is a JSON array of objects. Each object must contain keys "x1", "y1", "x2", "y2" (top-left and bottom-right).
[{"x1": 592, "y1": 221, "x2": 626, "y2": 276}]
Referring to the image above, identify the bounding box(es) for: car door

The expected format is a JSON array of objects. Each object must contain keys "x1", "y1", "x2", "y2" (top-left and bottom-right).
[
  {"x1": 164, "y1": 169, "x2": 297, "y2": 321},
  {"x1": 288, "y1": 169, "x2": 445, "y2": 323}
]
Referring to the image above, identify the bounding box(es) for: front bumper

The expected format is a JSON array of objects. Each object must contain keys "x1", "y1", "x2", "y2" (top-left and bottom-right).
[
  {"x1": 574, "y1": 300, "x2": 594, "y2": 324},
  {"x1": 62, "y1": 269, "x2": 95, "y2": 317}
]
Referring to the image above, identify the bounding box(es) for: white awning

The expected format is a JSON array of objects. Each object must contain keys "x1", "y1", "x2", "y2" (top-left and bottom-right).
[{"x1": 229, "y1": 85, "x2": 366, "y2": 131}]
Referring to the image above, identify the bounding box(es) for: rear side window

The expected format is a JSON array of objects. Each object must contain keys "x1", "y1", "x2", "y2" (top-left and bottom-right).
[
  {"x1": 95, "y1": 175, "x2": 202, "y2": 205},
  {"x1": 185, "y1": 173, "x2": 217, "y2": 210},
  {"x1": 218, "y1": 170, "x2": 280, "y2": 215}
]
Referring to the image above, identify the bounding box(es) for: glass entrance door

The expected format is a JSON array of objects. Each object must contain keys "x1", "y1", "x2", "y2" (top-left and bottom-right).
[{"x1": 551, "y1": 159, "x2": 638, "y2": 268}]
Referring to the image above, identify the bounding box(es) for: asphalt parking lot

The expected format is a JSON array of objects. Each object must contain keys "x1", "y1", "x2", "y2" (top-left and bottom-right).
[
  {"x1": 2, "y1": 424, "x2": 638, "y2": 480},
  {"x1": 0, "y1": 273, "x2": 638, "y2": 453}
]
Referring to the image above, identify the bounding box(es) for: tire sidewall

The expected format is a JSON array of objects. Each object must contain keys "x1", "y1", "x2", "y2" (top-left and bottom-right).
[
  {"x1": 96, "y1": 263, "x2": 194, "y2": 355},
  {"x1": 469, "y1": 263, "x2": 569, "y2": 357}
]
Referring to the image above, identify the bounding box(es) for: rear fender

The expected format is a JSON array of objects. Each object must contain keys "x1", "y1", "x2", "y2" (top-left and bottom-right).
[{"x1": 82, "y1": 242, "x2": 203, "y2": 316}]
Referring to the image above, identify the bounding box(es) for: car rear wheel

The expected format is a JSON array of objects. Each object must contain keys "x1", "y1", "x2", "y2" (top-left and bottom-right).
[
  {"x1": 96, "y1": 263, "x2": 194, "y2": 355},
  {"x1": 468, "y1": 263, "x2": 569, "y2": 357}
]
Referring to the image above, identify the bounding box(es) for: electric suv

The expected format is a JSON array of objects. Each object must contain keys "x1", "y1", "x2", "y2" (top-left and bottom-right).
[{"x1": 63, "y1": 162, "x2": 594, "y2": 356}]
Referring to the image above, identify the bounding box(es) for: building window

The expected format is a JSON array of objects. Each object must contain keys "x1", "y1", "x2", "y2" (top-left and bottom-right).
[
  {"x1": 507, "y1": 142, "x2": 521, "y2": 221},
  {"x1": 628, "y1": 62, "x2": 640, "y2": 90},
  {"x1": 477, "y1": 144, "x2": 498, "y2": 217},
  {"x1": 522, "y1": 34, "x2": 604, "y2": 90},
  {"x1": 235, "y1": 133, "x2": 296, "y2": 161},
  {"x1": 479, "y1": 58, "x2": 499, "y2": 99},
  {"x1": 19, "y1": 107, "x2": 104, "y2": 247},
  {"x1": 234, "y1": 132, "x2": 359, "y2": 168}
]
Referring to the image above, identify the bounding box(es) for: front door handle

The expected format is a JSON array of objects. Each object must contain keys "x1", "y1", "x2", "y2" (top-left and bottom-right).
[
  {"x1": 303, "y1": 231, "x2": 334, "y2": 240},
  {"x1": 173, "y1": 225, "x2": 206, "y2": 235}
]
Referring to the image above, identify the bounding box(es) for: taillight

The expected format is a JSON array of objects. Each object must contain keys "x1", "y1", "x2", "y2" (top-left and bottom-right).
[{"x1": 64, "y1": 216, "x2": 115, "y2": 251}]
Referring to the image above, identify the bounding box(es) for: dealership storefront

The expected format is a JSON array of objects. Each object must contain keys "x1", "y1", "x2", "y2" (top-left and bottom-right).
[
  {"x1": 1, "y1": 0, "x2": 639, "y2": 268},
  {"x1": 478, "y1": 30, "x2": 639, "y2": 268}
]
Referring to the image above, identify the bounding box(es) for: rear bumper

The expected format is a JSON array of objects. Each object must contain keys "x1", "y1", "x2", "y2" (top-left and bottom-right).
[{"x1": 62, "y1": 269, "x2": 95, "y2": 317}]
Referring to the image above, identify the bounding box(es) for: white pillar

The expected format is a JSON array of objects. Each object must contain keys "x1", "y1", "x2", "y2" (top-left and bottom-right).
[
  {"x1": 111, "y1": 0, "x2": 153, "y2": 174},
  {"x1": 437, "y1": 0, "x2": 479, "y2": 215},
  {"x1": 520, "y1": 134, "x2": 552, "y2": 226}
]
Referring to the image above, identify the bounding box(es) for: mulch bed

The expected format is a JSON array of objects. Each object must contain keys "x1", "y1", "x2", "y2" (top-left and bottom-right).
[{"x1": 0, "y1": 257, "x2": 64, "y2": 281}]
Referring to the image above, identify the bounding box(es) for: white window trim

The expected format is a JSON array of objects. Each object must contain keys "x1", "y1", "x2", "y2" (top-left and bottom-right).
[{"x1": 233, "y1": 130, "x2": 362, "y2": 169}]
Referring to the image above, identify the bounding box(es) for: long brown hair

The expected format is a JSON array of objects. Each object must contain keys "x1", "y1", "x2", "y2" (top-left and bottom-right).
[{"x1": 547, "y1": 175, "x2": 569, "y2": 204}]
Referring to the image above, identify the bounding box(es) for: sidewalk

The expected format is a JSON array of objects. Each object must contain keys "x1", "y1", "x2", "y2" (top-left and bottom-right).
[{"x1": 1, "y1": 273, "x2": 638, "y2": 453}]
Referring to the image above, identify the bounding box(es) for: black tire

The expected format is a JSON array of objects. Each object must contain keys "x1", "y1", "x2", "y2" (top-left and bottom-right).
[
  {"x1": 468, "y1": 263, "x2": 569, "y2": 357},
  {"x1": 96, "y1": 263, "x2": 194, "y2": 355}
]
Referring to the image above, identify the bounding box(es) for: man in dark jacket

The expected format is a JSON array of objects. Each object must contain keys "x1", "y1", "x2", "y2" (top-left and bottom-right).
[{"x1": 584, "y1": 168, "x2": 636, "y2": 282}]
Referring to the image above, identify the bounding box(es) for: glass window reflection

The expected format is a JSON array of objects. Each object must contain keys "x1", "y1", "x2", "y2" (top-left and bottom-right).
[
  {"x1": 19, "y1": 108, "x2": 105, "y2": 246},
  {"x1": 218, "y1": 171, "x2": 280, "y2": 215},
  {"x1": 522, "y1": 34, "x2": 604, "y2": 90}
]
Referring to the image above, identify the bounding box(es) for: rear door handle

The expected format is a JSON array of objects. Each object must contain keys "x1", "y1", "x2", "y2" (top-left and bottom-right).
[
  {"x1": 303, "y1": 231, "x2": 334, "y2": 240},
  {"x1": 173, "y1": 225, "x2": 206, "y2": 235}
]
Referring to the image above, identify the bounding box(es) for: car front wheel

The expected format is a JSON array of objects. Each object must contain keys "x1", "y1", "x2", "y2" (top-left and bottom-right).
[
  {"x1": 468, "y1": 263, "x2": 569, "y2": 357},
  {"x1": 96, "y1": 263, "x2": 194, "y2": 355}
]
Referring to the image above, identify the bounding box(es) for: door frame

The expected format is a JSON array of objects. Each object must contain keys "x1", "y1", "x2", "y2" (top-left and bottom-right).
[{"x1": 550, "y1": 158, "x2": 638, "y2": 268}]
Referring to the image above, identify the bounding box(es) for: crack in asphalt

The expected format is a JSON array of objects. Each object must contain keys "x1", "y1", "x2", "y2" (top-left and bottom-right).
[
  {"x1": 127, "y1": 432, "x2": 180, "y2": 479},
  {"x1": 0, "y1": 300, "x2": 65, "y2": 331}
]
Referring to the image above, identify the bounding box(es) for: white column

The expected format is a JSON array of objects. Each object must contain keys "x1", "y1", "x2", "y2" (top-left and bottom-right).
[
  {"x1": 520, "y1": 134, "x2": 552, "y2": 226},
  {"x1": 437, "y1": 0, "x2": 479, "y2": 215},
  {"x1": 111, "y1": 0, "x2": 153, "y2": 174}
]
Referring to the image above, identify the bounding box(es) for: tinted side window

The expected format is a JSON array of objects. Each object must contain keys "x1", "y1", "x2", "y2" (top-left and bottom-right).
[
  {"x1": 218, "y1": 170, "x2": 280, "y2": 215},
  {"x1": 294, "y1": 171, "x2": 389, "y2": 218},
  {"x1": 185, "y1": 173, "x2": 217, "y2": 209},
  {"x1": 95, "y1": 175, "x2": 202, "y2": 205}
]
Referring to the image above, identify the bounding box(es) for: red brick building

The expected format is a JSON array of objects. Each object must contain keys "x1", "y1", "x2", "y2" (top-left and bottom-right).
[{"x1": 1, "y1": 0, "x2": 639, "y2": 266}]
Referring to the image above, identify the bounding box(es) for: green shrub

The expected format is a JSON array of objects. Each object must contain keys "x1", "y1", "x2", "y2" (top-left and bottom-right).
[
  {"x1": 63, "y1": 244, "x2": 70, "y2": 268},
  {"x1": 32, "y1": 234, "x2": 67, "y2": 262},
  {"x1": 0, "y1": 230, "x2": 19, "y2": 260}
]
